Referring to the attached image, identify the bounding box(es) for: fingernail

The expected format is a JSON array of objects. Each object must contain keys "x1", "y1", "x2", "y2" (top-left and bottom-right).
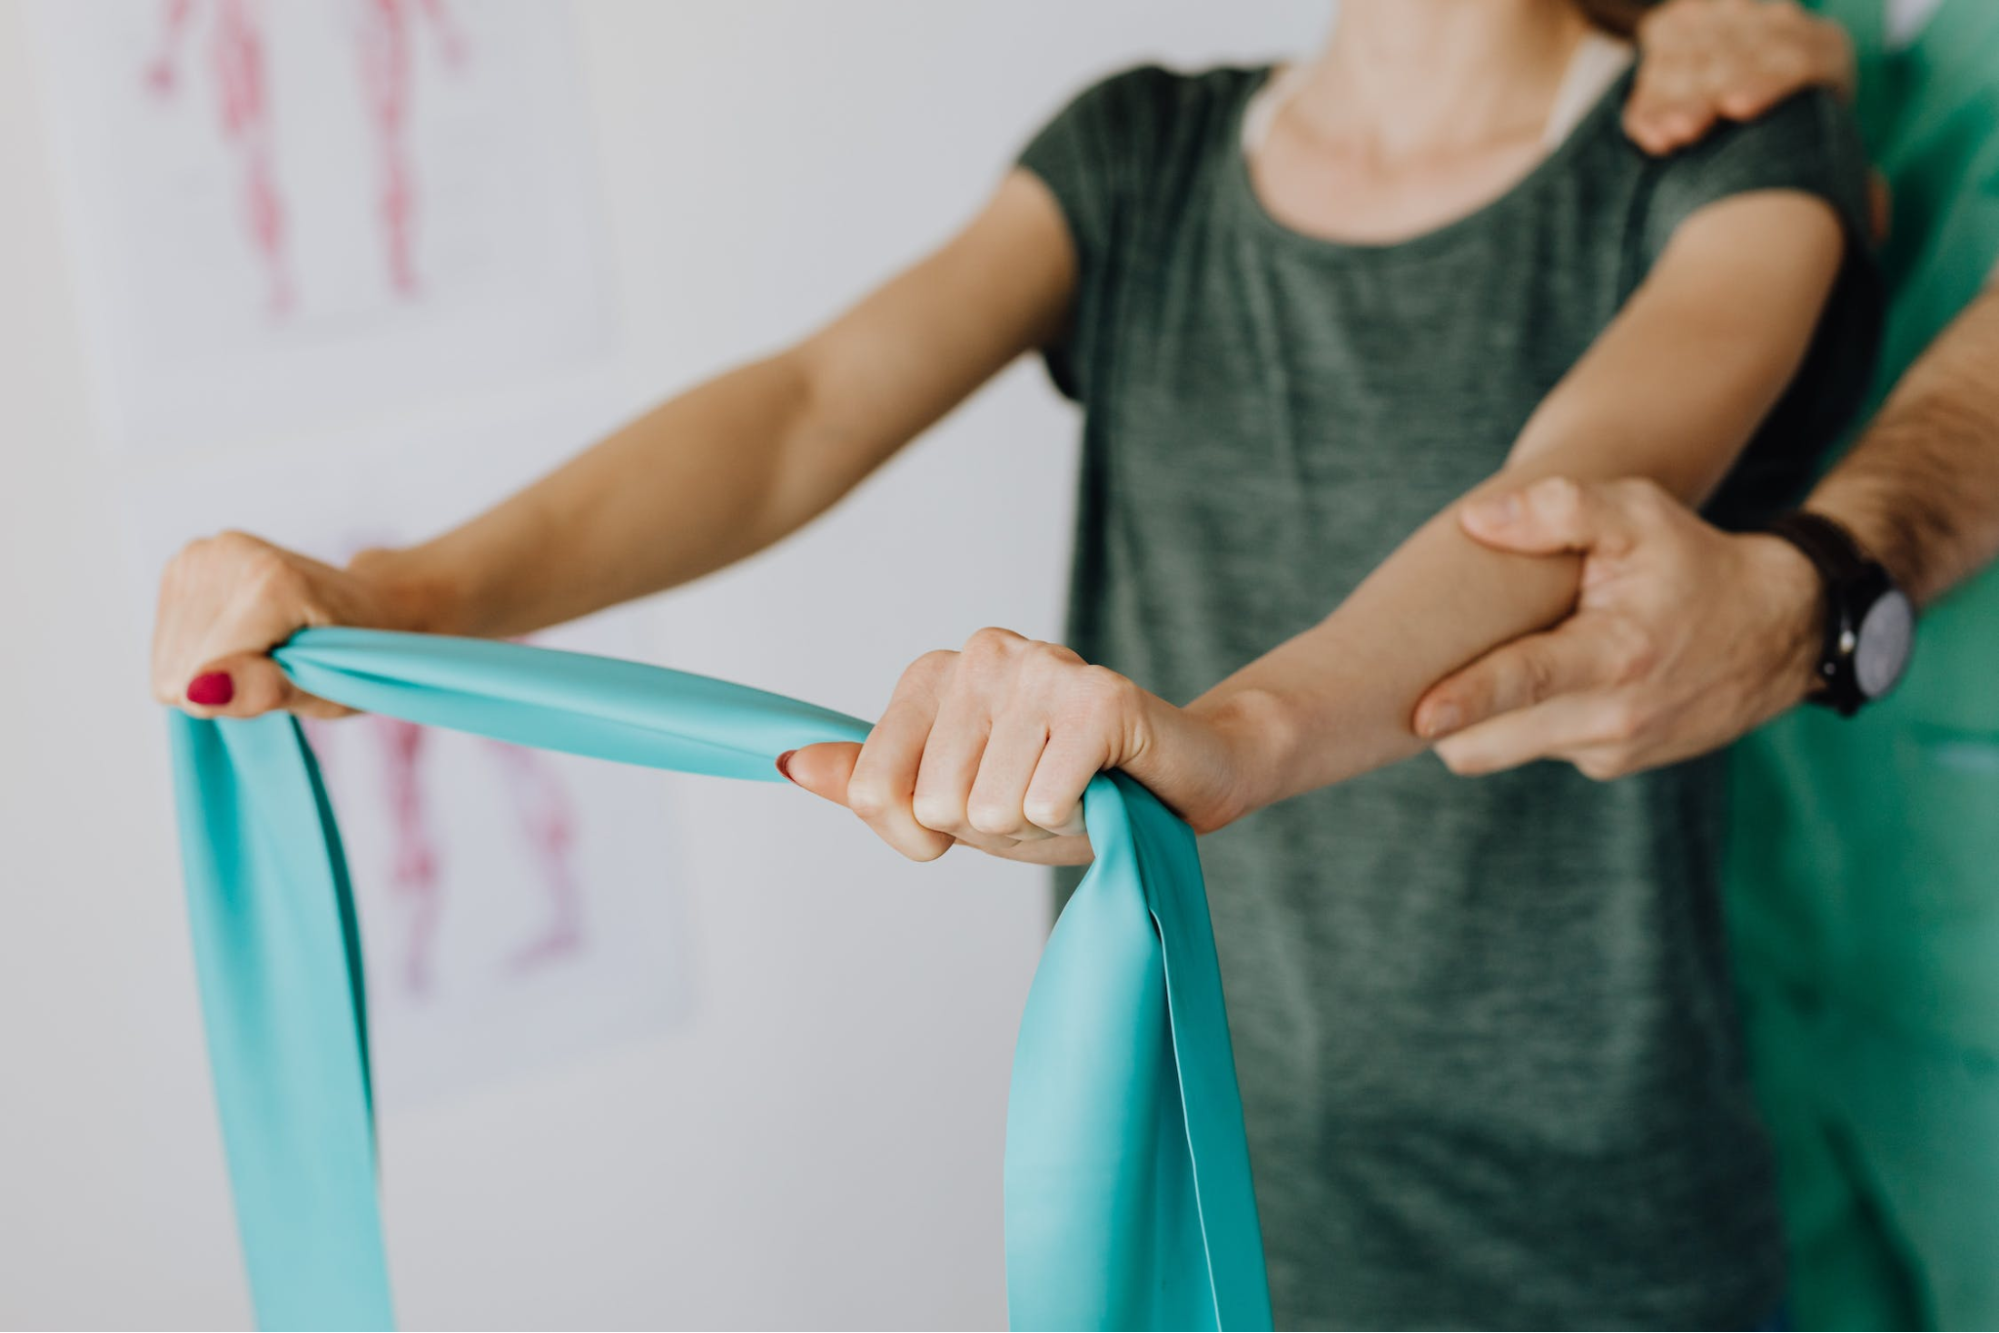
[
  {"x1": 774, "y1": 749, "x2": 797, "y2": 782},
  {"x1": 186, "y1": 672, "x2": 234, "y2": 707},
  {"x1": 1420, "y1": 703, "x2": 1460, "y2": 739}
]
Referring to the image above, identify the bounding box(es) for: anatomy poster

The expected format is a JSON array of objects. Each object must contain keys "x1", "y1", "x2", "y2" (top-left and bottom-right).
[
  {"x1": 33, "y1": 0, "x2": 613, "y2": 457},
  {"x1": 124, "y1": 391, "x2": 693, "y2": 1107}
]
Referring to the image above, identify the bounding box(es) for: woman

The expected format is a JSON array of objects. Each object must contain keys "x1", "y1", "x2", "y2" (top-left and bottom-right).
[{"x1": 152, "y1": 1, "x2": 1877, "y2": 1325}]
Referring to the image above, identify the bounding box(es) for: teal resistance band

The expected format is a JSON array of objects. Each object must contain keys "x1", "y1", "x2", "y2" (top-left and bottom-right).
[{"x1": 167, "y1": 629, "x2": 1271, "y2": 1331}]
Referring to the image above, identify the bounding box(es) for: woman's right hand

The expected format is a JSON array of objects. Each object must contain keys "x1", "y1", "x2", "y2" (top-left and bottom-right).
[{"x1": 150, "y1": 531, "x2": 428, "y2": 719}]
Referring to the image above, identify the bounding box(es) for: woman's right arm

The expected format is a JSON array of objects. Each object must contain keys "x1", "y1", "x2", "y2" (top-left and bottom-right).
[{"x1": 151, "y1": 170, "x2": 1077, "y2": 718}]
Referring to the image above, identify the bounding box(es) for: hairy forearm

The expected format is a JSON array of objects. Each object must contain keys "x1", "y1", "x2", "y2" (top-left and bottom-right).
[
  {"x1": 1806, "y1": 287, "x2": 1999, "y2": 607},
  {"x1": 353, "y1": 353, "x2": 838, "y2": 638}
]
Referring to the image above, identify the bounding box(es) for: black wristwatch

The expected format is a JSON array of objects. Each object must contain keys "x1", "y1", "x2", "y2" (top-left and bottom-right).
[{"x1": 1763, "y1": 510, "x2": 1915, "y2": 716}]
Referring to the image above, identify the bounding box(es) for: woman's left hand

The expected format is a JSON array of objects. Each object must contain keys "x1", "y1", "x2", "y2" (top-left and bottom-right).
[{"x1": 779, "y1": 628, "x2": 1265, "y2": 864}]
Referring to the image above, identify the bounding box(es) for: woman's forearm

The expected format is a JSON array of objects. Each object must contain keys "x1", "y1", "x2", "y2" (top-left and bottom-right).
[
  {"x1": 151, "y1": 173, "x2": 1076, "y2": 721},
  {"x1": 1191, "y1": 191, "x2": 1851, "y2": 819},
  {"x1": 355, "y1": 352, "x2": 827, "y2": 639},
  {"x1": 348, "y1": 172, "x2": 1078, "y2": 641},
  {"x1": 1190, "y1": 474, "x2": 1583, "y2": 811}
]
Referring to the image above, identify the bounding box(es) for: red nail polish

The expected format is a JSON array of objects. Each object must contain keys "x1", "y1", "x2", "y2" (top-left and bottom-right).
[
  {"x1": 186, "y1": 672, "x2": 234, "y2": 707},
  {"x1": 775, "y1": 749, "x2": 797, "y2": 781}
]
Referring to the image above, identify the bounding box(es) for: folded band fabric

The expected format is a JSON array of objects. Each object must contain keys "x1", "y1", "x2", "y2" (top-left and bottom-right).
[{"x1": 166, "y1": 628, "x2": 1271, "y2": 1331}]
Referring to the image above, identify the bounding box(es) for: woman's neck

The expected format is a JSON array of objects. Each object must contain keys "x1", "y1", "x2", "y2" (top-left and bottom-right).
[{"x1": 1290, "y1": 0, "x2": 1592, "y2": 164}]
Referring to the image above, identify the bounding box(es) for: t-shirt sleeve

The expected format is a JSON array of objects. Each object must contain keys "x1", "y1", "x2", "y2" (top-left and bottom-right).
[
  {"x1": 1642, "y1": 89, "x2": 1886, "y2": 527},
  {"x1": 1642, "y1": 88, "x2": 1875, "y2": 263},
  {"x1": 1015, "y1": 65, "x2": 1177, "y2": 402}
]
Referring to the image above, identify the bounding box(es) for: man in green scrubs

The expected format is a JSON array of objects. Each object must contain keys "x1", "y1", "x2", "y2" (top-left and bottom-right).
[{"x1": 1416, "y1": 0, "x2": 1999, "y2": 1326}]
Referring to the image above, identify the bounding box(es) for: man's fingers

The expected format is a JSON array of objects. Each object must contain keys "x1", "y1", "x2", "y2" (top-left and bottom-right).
[
  {"x1": 1625, "y1": 0, "x2": 1851, "y2": 154},
  {"x1": 1624, "y1": 18, "x2": 1722, "y2": 153},
  {"x1": 1415, "y1": 626, "x2": 1603, "y2": 742},
  {"x1": 1458, "y1": 476, "x2": 1643, "y2": 558},
  {"x1": 1625, "y1": 88, "x2": 1717, "y2": 155},
  {"x1": 1430, "y1": 695, "x2": 1612, "y2": 778}
]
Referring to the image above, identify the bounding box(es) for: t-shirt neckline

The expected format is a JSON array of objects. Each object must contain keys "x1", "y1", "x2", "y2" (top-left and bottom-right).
[{"x1": 1226, "y1": 61, "x2": 1638, "y2": 261}]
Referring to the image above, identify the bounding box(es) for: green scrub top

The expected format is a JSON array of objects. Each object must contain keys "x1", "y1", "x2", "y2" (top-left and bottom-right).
[{"x1": 1728, "y1": 1, "x2": 1999, "y2": 1326}]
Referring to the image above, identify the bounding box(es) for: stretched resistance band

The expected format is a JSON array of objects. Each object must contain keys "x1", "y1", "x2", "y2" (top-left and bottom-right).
[{"x1": 166, "y1": 628, "x2": 1270, "y2": 1331}]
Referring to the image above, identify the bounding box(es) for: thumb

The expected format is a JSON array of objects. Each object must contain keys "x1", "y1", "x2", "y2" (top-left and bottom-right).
[
  {"x1": 179, "y1": 651, "x2": 342, "y2": 720},
  {"x1": 777, "y1": 741, "x2": 862, "y2": 807},
  {"x1": 1459, "y1": 476, "x2": 1631, "y2": 558}
]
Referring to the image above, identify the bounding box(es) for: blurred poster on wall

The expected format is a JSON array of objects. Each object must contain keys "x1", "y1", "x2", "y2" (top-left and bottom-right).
[
  {"x1": 32, "y1": 0, "x2": 613, "y2": 457},
  {"x1": 122, "y1": 392, "x2": 691, "y2": 1108}
]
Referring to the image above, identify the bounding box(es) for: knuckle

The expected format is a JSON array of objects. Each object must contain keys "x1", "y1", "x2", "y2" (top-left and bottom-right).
[
  {"x1": 1763, "y1": 44, "x2": 1809, "y2": 80},
  {"x1": 1026, "y1": 639, "x2": 1084, "y2": 673},
  {"x1": 903, "y1": 650, "x2": 958, "y2": 695},
  {"x1": 1617, "y1": 631, "x2": 1660, "y2": 684},
  {"x1": 1022, "y1": 796, "x2": 1072, "y2": 832},
  {"x1": 1519, "y1": 649, "x2": 1557, "y2": 704},
  {"x1": 1577, "y1": 754, "x2": 1619, "y2": 782},
  {"x1": 243, "y1": 548, "x2": 304, "y2": 597},
  {"x1": 909, "y1": 791, "x2": 961, "y2": 833},
  {"x1": 893, "y1": 831, "x2": 951, "y2": 864},
  {"x1": 910, "y1": 648, "x2": 956, "y2": 679},
  {"x1": 1612, "y1": 476, "x2": 1667, "y2": 522},
  {"x1": 1602, "y1": 701, "x2": 1647, "y2": 745},
  {"x1": 1645, "y1": 2, "x2": 1693, "y2": 40},
  {"x1": 962, "y1": 626, "x2": 1021, "y2": 658},
  {"x1": 1530, "y1": 475, "x2": 1584, "y2": 525},
  {"x1": 845, "y1": 778, "x2": 891, "y2": 822},
  {"x1": 1435, "y1": 742, "x2": 1484, "y2": 778},
  {"x1": 213, "y1": 528, "x2": 263, "y2": 554},
  {"x1": 1583, "y1": 744, "x2": 1642, "y2": 781},
  {"x1": 166, "y1": 536, "x2": 206, "y2": 572},
  {"x1": 965, "y1": 801, "x2": 1020, "y2": 838}
]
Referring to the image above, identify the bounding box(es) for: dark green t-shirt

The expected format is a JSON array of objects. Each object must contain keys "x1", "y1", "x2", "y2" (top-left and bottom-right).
[{"x1": 1022, "y1": 64, "x2": 1879, "y2": 1330}]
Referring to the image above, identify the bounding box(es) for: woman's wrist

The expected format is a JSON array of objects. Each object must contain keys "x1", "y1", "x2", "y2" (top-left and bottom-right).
[
  {"x1": 344, "y1": 545, "x2": 473, "y2": 637},
  {"x1": 1185, "y1": 684, "x2": 1302, "y2": 831}
]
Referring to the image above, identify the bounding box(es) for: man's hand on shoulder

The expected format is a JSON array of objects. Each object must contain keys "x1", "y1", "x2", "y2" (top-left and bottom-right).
[{"x1": 1625, "y1": 0, "x2": 1856, "y2": 154}]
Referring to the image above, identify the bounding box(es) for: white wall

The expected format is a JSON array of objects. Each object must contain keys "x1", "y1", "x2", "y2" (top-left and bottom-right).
[{"x1": 0, "y1": 2, "x2": 1328, "y2": 1328}]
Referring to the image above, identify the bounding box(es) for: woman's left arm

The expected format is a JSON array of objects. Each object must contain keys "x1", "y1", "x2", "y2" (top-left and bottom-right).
[{"x1": 783, "y1": 190, "x2": 1849, "y2": 862}]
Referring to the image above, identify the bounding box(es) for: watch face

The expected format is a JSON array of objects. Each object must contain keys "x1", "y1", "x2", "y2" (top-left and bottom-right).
[{"x1": 1856, "y1": 589, "x2": 1915, "y2": 699}]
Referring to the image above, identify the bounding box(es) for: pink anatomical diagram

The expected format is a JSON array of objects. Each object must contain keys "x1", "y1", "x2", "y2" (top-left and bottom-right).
[
  {"x1": 306, "y1": 709, "x2": 586, "y2": 998},
  {"x1": 143, "y1": 0, "x2": 467, "y2": 317}
]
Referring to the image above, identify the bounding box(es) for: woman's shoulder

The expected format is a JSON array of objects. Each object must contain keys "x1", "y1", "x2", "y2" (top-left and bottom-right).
[
  {"x1": 1640, "y1": 87, "x2": 1874, "y2": 252},
  {"x1": 1665, "y1": 87, "x2": 1865, "y2": 185},
  {"x1": 1064, "y1": 62, "x2": 1268, "y2": 115},
  {"x1": 1028, "y1": 62, "x2": 1268, "y2": 165}
]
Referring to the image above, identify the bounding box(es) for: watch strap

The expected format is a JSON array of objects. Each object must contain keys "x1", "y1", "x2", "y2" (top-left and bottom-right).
[
  {"x1": 1763, "y1": 510, "x2": 1876, "y2": 715},
  {"x1": 1765, "y1": 510, "x2": 1870, "y2": 590}
]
